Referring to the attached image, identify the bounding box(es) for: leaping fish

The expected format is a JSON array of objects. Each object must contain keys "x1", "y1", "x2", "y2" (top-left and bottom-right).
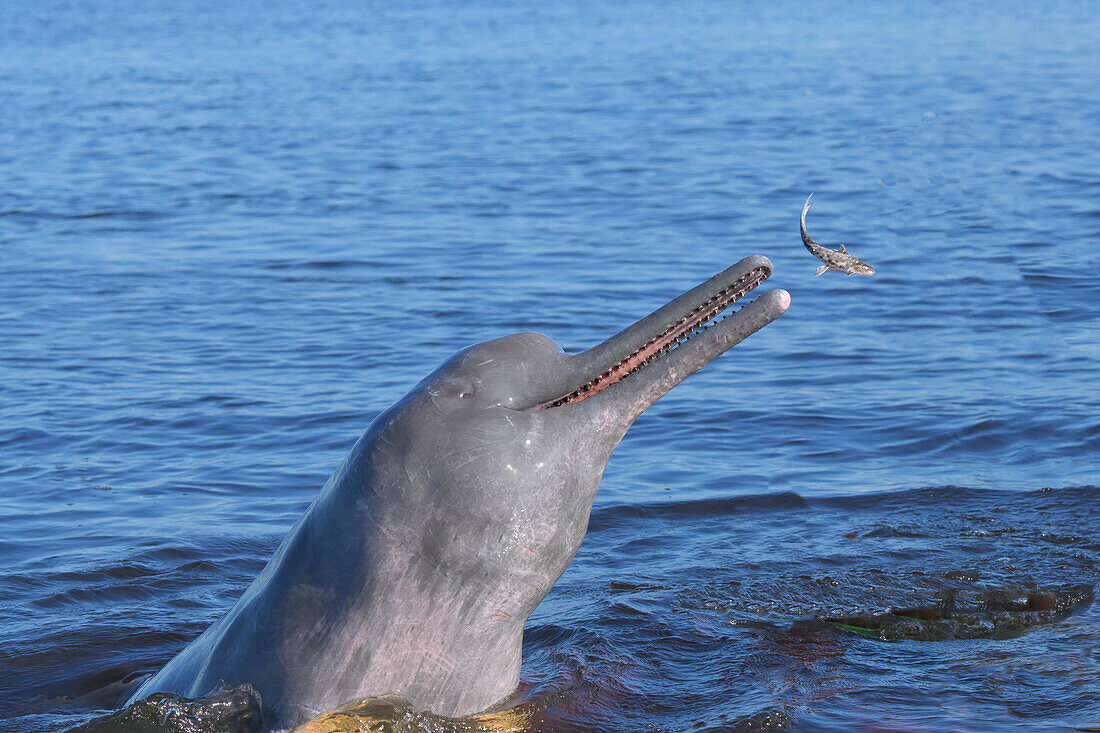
[{"x1": 800, "y1": 194, "x2": 876, "y2": 277}]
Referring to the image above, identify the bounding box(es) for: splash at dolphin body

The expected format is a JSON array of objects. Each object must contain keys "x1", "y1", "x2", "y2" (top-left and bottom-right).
[
  {"x1": 124, "y1": 255, "x2": 790, "y2": 730},
  {"x1": 800, "y1": 194, "x2": 876, "y2": 277}
]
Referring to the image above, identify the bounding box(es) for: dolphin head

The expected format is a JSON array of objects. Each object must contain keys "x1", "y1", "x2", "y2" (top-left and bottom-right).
[{"x1": 359, "y1": 254, "x2": 790, "y2": 624}]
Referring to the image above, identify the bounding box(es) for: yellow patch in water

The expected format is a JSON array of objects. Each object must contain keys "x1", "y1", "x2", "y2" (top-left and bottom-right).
[{"x1": 292, "y1": 695, "x2": 535, "y2": 733}]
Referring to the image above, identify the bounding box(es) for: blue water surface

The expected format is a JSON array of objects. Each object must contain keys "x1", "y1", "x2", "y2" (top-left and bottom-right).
[{"x1": 1, "y1": 1, "x2": 1098, "y2": 731}]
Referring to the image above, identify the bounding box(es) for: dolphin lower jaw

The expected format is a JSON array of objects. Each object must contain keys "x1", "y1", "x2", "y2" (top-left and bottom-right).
[
  {"x1": 528, "y1": 255, "x2": 787, "y2": 419},
  {"x1": 603, "y1": 287, "x2": 790, "y2": 424}
]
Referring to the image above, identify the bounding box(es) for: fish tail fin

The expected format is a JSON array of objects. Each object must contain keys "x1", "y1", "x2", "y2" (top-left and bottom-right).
[{"x1": 801, "y1": 194, "x2": 818, "y2": 252}]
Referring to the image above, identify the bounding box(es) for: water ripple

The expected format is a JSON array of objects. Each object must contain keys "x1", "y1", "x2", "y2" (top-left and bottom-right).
[{"x1": 2, "y1": 0, "x2": 1099, "y2": 731}]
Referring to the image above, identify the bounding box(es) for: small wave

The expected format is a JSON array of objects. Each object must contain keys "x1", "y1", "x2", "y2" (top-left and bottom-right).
[
  {"x1": 589, "y1": 491, "x2": 808, "y2": 531},
  {"x1": 261, "y1": 260, "x2": 378, "y2": 271},
  {"x1": 0, "y1": 210, "x2": 163, "y2": 221}
]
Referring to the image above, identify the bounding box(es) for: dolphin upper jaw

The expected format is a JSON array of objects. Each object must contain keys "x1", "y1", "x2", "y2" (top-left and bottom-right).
[{"x1": 529, "y1": 255, "x2": 789, "y2": 431}]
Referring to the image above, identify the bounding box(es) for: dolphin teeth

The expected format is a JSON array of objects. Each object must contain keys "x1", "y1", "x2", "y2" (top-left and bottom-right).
[{"x1": 531, "y1": 267, "x2": 768, "y2": 410}]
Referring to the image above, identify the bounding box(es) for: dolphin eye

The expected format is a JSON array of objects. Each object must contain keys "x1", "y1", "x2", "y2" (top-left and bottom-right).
[{"x1": 460, "y1": 392, "x2": 472, "y2": 399}]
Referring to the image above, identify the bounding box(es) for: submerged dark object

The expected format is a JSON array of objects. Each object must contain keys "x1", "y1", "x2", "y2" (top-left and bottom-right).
[
  {"x1": 73, "y1": 684, "x2": 263, "y2": 733},
  {"x1": 125, "y1": 256, "x2": 790, "y2": 728},
  {"x1": 826, "y1": 585, "x2": 1094, "y2": 641}
]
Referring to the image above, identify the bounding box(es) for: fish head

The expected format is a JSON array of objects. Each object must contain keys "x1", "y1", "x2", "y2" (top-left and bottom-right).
[{"x1": 851, "y1": 260, "x2": 876, "y2": 276}]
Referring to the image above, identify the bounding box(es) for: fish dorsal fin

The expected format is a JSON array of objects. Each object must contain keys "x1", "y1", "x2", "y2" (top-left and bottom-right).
[{"x1": 839, "y1": 244, "x2": 848, "y2": 255}]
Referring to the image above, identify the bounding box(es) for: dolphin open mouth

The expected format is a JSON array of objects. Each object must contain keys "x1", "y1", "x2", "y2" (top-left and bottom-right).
[{"x1": 529, "y1": 255, "x2": 783, "y2": 412}]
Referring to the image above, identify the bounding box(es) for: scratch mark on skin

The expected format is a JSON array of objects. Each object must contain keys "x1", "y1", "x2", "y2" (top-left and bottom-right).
[
  {"x1": 412, "y1": 639, "x2": 458, "y2": 674},
  {"x1": 421, "y1": 440, "x2": 511, "y2": 469}
]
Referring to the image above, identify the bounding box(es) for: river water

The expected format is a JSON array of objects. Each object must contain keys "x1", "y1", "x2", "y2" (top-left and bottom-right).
[{"x1": 1, "y1": 1, "x2": 1098, "y2": 731}]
